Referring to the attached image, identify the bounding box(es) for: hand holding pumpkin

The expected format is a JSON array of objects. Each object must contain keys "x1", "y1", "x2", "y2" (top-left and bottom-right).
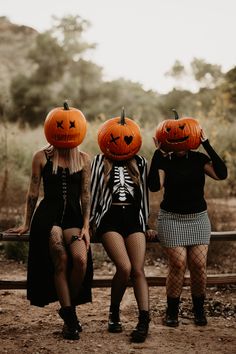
[{"x1": 200, "y1": 128, "x2": 208, "y2": 143}]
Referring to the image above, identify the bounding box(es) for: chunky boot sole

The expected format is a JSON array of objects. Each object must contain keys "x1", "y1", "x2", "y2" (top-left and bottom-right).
[
  {"x1": 164, "y1": 315, "x2": 179, "y2": 327},
  {"x1": 194, "y1": 315, "x2": 207, "y2": 326},
  {"x1": 108, "y1": 321, "x2": 123, "y2": 333},
  {"x1": 62, "y1": 324, "x2": 80, "y2": 340},
  {"x1": 131, "y1": 329, "x2": 148, "y2": 343}
]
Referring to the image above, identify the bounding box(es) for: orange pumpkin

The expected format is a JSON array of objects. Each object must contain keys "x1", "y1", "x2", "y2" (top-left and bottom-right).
[
  {"x1": 44, "y1": 102, "x2": 87, "y2": 148},
  {"x1": 155, "y1": 110, "x2": 201, "y2": 152},
  {"x1": 98, "y1": 108, "x2": 142, "y2": 161}
]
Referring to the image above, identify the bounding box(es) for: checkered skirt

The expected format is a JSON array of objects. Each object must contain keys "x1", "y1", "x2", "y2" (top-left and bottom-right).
[{"x1": 157, "y1": 209, "x2": 211, "y2": 247}]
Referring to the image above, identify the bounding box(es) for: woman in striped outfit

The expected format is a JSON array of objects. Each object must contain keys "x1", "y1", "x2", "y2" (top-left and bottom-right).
[
  {"x1": 147, "y1": 129, "x2": 227, "y2": 327},
  {"x1": 90, "y1": 112, "x2": 155, "y2": 343}
]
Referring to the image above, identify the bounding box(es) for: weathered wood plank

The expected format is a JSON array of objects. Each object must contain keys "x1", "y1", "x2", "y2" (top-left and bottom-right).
[
  {"x1": 1, "y1": 231, "x2": 236, "y2": 242},
  {"x1": 1, "y1": 274, "x2": 236, "y2": 290}
]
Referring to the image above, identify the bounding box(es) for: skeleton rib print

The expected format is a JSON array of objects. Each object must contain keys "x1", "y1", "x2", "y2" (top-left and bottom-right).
[{"x1": 113, "y1": 165, "x2": 134, "y2": 202}]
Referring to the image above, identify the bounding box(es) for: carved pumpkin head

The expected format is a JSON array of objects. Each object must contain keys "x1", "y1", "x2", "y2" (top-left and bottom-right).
[
  {"x1": 97, "y1": 108, "x2": 142, "y2": 161},
  {"x1": 155, "y1": 110, "x2": 201, "y2": 152},
  {"x1": 44, "y1": 102, "x2": 87, "y2": 148}
]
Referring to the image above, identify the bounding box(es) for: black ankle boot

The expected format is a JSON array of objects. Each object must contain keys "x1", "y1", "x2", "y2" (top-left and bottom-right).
[
  {"x1": 192, "y1": 295, "x2": 207, "y2": 326},
  {"x1": 72, "y1": 306, "x2": 82, "y2": 332},
  {"x1": 108, "y1": 305, "x2": 122, "y2": 333},
  {"x1": 131, "y1": 310, "x2": 150, "y2": 343},
  {"x1": 58, "y1": 306, "x2": 80, "y2": 340},
  {"x1": 164, "y1": 297, "x2": 180, "y2": 327}
]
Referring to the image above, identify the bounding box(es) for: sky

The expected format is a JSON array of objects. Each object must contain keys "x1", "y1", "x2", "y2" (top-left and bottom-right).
[{"x1": 1, "y1": 0, "x2": 236, "y2": 93}]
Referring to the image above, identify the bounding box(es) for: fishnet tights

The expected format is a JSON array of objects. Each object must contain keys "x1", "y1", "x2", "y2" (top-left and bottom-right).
[
  {"x1": 102, "y1": 231, "x2": 149, "y2": 311},
  {"x1": 188, "y1": 245, "x2": 208, "y2": 296},
  {"x1": 49, "y1": 226, "x2": 87, "y2": 307},
  {"x1": 165, "y1": 245, "x2": 208, "y2": 298}
]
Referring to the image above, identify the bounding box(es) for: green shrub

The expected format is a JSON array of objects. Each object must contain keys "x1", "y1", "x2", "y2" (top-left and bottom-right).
[{"x1": 4, "y1": 242, "x2": 29, "y2": 263}]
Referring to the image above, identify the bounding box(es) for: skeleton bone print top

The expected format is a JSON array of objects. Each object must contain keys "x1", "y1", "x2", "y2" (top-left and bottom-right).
[{"x1": 112, "y1": 165, "x2": 135, "y2": 203}]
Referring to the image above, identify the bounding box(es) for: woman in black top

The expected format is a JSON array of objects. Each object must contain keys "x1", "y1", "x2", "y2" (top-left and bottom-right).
[
  {"x1": 8, "y1": 144, "x2": 93, "y2": 340},
  {"x1": 148, "y1": 129, "x2": 227, "y2": 327}
]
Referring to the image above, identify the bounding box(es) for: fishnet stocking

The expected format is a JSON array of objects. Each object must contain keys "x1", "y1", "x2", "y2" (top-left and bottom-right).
[
  {"x1": 102, "y1": 232, "x2": 149, "y2": 311},
  {"x1": 165, "y1": 247, "x2": 187, "y2": 298},
  {"x1": 49, "y1": 226, "x2": 88, "y2": 307},
  {"x1": 125, "y1": 233, "x2": 149, "y2": 311},
  {"x1": 102, "y1": 232, "x2": 131, "y2": 307},
  {"x1": 187, "y1": 245, "x2": 208, "y2": 296},
  {"x1": 64, "y1": 228, "x2": 88, "y2": 303},
  {"x1": 49, "y1": 226, "x2": 70, "y2": 307}
]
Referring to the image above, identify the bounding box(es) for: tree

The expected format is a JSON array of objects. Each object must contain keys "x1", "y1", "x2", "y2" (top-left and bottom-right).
[
  {"x1": 10, "y1": 15, "x2": 102, "y2": 125},
  {"x1": 190, "y1": 58, "x2": 223, "y2": 88}
]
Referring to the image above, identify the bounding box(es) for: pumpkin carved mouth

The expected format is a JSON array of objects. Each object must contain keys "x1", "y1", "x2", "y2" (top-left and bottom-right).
[
  {"x1": 52, "y1": 134, "x2": 79, "y2": 142},
  {"x1": 167, "y1": 136, "x2": 189, "y2": 144}
]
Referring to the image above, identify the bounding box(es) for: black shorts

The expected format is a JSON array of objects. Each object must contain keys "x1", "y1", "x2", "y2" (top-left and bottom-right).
[{"x1": 96, "y1": 204, "x2": 143, "y2": 238}]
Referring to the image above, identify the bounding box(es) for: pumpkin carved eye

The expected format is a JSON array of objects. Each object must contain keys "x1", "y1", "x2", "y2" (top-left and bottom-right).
[
  {"x1": 166, "y1": 127, "x2": 171, "y2": 133},
  {"x1": 57, "y1": 120, "x2": 64, "y2": 129},
  {"x1": 179, "y1": 124, "x2": 185, "y2": 130},
  {"x1": 124, "y1": 136, "x2": 133, "y2": 145},
  {"x1": 69, "y1": 121, "x2": 75, "y2": 128},
  {"x1": 110, "y1": 134, "x2": 120, "y2": 144}
]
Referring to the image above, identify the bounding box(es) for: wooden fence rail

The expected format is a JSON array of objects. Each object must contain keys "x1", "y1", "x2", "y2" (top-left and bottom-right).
[{"x1": 1, "y1": 231, "x2": 236, "y2": 290}]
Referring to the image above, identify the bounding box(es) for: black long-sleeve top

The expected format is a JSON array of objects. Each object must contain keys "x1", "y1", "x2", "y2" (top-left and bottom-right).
[{"x1": 147, "y1": 141, "x2": 227, "y2": 214}]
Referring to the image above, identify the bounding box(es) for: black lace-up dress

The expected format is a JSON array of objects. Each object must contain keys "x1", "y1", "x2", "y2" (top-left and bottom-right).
[{"x1": 27, "y1": 157, "x2": 93, "y2": 307}]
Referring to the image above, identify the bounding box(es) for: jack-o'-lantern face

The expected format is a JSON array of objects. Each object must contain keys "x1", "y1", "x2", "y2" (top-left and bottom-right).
[
  {"x1": 155, "y1": 110, "x2": 201, "y2": 152},
  {"x1": 98, "y1": 108, "x2": 142, "y2": 161},
  {"x1": 44, "y1": 102, "x2": 87, "y2": 148}
]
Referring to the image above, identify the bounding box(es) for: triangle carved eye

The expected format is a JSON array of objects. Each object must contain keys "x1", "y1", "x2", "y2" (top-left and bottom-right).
[{"x1": 124, "y1": 136, "x2": 133, "y2": 145}]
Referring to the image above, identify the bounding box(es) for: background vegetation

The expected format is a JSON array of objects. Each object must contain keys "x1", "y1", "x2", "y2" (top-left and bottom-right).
[{"x1": 0, "y1": 15, "x2": 236, "y2": 262}]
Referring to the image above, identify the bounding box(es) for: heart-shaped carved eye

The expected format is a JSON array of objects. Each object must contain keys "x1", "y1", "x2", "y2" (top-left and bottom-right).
[{"x1": 124, "y1": 136, "x2": 133, "y2": 145}]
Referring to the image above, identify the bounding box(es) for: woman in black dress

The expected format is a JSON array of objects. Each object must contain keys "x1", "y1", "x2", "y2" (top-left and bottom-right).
[
  {"x1": 148, "y1": 128, "x2": 227, "y2": 327},
  {"x1": 9, "y1": 112, "x2": 93, "y2": 340}
]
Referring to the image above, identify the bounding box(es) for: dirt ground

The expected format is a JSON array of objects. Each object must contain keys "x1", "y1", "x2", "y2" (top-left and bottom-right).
[{"x1": 0, "y1": 259, "x2": 235, "y2": 354}]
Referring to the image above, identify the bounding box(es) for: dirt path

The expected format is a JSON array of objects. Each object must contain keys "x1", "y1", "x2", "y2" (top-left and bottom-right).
[{"x1": 0, "y1": 260, "x2": 236, "y2": 354}]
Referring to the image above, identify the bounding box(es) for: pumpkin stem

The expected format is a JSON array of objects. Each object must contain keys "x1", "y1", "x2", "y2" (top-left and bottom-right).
[
  {"x1": 120, "y1": 107, "x2": 126, "y2": 125},
  {"x1": 172, "y1": 109, "x2": 179, "y2": 120},
  {"x1": 63, "y1": 102, "x2": 70, "y2": 110}
]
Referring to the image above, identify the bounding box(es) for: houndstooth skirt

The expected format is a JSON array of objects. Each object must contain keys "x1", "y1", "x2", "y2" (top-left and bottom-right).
[{"x1": 157, "y1": 209, "x2": 211, "y2": 247}]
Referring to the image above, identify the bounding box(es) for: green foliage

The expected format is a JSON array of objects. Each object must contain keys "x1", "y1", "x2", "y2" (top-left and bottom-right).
[{"x1": 4, "y1": 242, "x2": 28, "y2": 263}]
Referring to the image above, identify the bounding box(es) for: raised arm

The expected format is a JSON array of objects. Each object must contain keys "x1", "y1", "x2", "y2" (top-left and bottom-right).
[
  {"x1": 201, "y1": 130, "x2": 228, "y2": 180},
  {"x1": 147, "y1": 137, "x2": 165, "y2": 192}
]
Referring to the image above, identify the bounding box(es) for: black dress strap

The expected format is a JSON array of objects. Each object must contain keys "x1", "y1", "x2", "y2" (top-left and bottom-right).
[{"x1": 44, "y1": 150, "x2": 51, "y2": 161}]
